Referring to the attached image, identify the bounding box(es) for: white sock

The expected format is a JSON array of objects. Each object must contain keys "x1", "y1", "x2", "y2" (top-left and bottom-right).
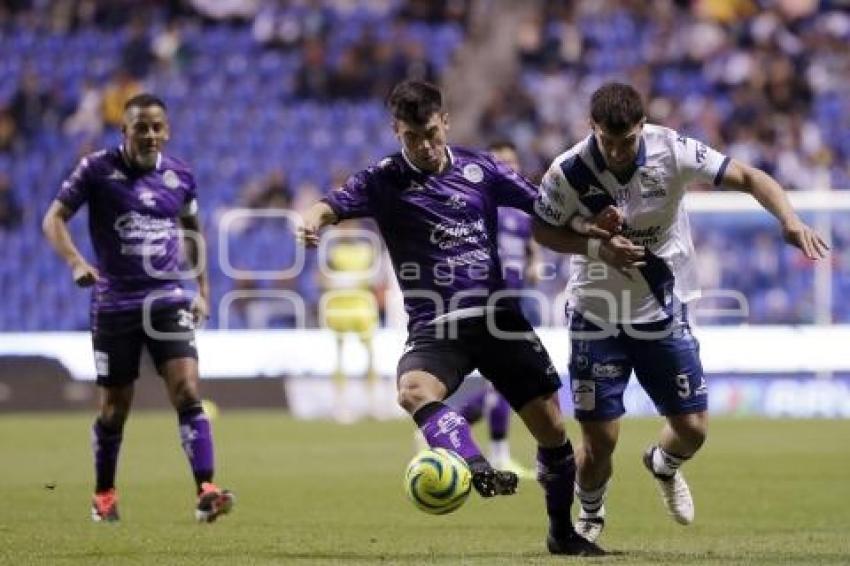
[
  {"x1": 489, "y1": 439, "x2": 510, "y2": 465},
  {"x1": 575, "y1": 481, "x2": 608, "y2": 516},
  {"x1": 652, "y1": 445, "x2": 686, "y2": 477}
]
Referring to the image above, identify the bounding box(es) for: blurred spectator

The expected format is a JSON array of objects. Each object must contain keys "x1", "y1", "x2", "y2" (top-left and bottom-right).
[
  {"x1": 152, "y1": 19, "x2": 189, "y2": 74},
  {"x1": 63, "y1": 80, "x2": 103, "y2": 139},
  {"x1": 252, "y1": 0, "x2": 332, "y2": 51},
  {"x1": 239, "y1": 170, "x2": 293, "y2": 210},
  {"x1": 294, "y1": 38, "x2": 332, "y2": 99},
  {"x1": 101, "y1": 70, "x2": 142, "y2": 127},
  {"x1": 0, "y1": 173, "x2": 22, "y2": 230},
  {"x1": 122, "y1": 18, "x2": 155, "y2": 79},
  {"x1": 330, "y1": 50, "x2": 371, "y2": 100},
  {"x1": 9, "y1": 72, "x2": 51, "y2": 141},
  {"x1": 0, "y1": 109, "x2": 16, "y2": 153},
  {"x1": 389, "y1": 39, "x2": 437, "y2": 85}
]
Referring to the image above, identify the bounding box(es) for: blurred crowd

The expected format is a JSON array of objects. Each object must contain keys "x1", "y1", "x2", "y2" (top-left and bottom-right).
[
  {"x1": 480, "y1": 0, "x2": 850, "y2": 191},
  {"x1": 0, "y1": 0, "x2": 846, "y2": 330}
]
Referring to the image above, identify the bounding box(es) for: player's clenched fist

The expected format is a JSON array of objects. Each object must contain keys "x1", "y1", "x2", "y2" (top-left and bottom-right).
[
  {"x1": 599, "y1": 235, "x2": 646, "y2": 279},
  {"x1": 71, "y1": 259, "x2": 100, "y2": 287},
  {"x1": 296, "y1": 224, "x2": 321, "y2": 247}
]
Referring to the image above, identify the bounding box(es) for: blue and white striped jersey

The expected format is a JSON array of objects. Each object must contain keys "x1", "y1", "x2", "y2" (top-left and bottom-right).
[{"x1": 535, "y1": 124, "x2": 730, "y2": 323}]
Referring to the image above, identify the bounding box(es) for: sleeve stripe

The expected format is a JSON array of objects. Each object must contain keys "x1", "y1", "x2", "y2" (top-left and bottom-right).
[
  {"x1": 560, "y1": 155, "x2": 616, "y2": 213},
  {"x1": 714, "y1": 156, "x2": 731, "y2": 186}
]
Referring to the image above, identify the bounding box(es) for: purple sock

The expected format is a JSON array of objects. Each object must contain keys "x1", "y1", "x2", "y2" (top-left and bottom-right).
[
  {"x1": 537, "y1": 441, "x2": 577, "y2": 537},
  {"x1": 487, "y1": 393, "x2": 511, "y2": 441},
  {"x1": 178, "y1": 405, "x2": 215, "y2": 490},
  {"x1": 92, "y1": 419, "x2": 123, "y2": 493},
  {"x1": 413, "y1": 401, "x2": 485, "y2": 467},
  {"x1": 459, "y1": 391, "x2": 486, "y2": 424}
]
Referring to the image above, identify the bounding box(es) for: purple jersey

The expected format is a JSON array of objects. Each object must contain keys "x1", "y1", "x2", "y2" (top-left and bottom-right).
[
  {"x1": 323, "y1": 146, "x2": 538, "y2": 330},
  {"x1": 497, "y1": 207, "x2": 532, "y2": 291},
  {"x1": 56, "y1": 147, "x2": 197, "y2": 312}
]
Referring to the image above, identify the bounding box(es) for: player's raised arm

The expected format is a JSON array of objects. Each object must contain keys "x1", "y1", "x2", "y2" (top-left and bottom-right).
[
  {"x1": 719, "y1": 159, "x2": 829, "y2": 260},
  {"x1": 297, "y1": 201, "x2": 339, "y2": 247},
  {"x1": 532, "y1": 164, "x2": 644, "y2": 274},
  {"x1": 42, "y1": 199, "x2": 100, "y2": 287}
]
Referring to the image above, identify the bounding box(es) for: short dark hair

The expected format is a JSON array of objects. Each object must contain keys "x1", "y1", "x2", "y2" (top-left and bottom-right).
[
  {"x1": 124, "y1": 93, "x2": 167, "y2": 113},
  {"x1": 590, "y1": 82, "x2": 644, "y2": 135},
  {"x1": 386, "y1": 80, "x2": 443, "y2": 126},
  {"x1": 487, "y1": 139, "x2": 517, "y2": 153}
]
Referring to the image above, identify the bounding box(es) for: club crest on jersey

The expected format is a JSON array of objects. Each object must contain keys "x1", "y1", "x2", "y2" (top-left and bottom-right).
[
  {"x1": 462, "y1": 163, "x2": 483, "y2": 183},
  {"x1": 162, "y1": 170, "x2": 181, "y2": 190},
  {"x1": 406, "y1": 180, "x2": 425, "y2": 192}
]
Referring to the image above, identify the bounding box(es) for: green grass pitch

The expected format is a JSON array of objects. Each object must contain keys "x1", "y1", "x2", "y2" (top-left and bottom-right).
[{"x1": 2, "y1": 412, "x2": 848, "y2": 565}]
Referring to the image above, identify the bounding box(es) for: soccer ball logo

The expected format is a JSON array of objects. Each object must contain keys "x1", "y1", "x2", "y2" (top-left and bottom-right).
[{"x1": 404, "y1": 448, "x2": 472, "y2": 515}]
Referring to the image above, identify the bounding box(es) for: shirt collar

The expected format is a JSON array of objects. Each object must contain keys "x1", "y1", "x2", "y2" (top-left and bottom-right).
[
  {"x1": 401, "y1": 146, "x2": 454, "y2": 175},
  {"x1": 588, "y1": 134, "x2": 646, "y2": 183},
  {"x1": 119, "y1": 145, "x2": 162, "y2": 172}
]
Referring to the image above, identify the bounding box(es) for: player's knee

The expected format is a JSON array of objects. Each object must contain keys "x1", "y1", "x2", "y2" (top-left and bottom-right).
[
  {"x1": 538, "y1": 419, "x2": 566, "y2": 447},
  {"x1": 169, "y1": 379, "x2": 200, "y2": 410},
  {"x1": 99, "y1": 404, "x2": 130, "y2": 430},
  {"x1": 682, "y1": 422, "x2": 707, "y2": 451},
  {"x1": 581, "y1": 428, "x2": 618, "y2": 462},
  {"x1": 396, "y1": 373, "x2": 441, "y2": 414},
  {"x1": 671, "y1": 413, "x2": 708, "y2": 451}
]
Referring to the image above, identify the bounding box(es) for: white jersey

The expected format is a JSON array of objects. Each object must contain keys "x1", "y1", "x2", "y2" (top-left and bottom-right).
[{"x1": 534, "y1": 124, "x2": 730, "y2": 323}]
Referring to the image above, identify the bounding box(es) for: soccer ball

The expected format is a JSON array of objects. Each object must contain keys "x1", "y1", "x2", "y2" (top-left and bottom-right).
[{"x1": 404, "y1": 448, "x2": 472, "y2": 515}]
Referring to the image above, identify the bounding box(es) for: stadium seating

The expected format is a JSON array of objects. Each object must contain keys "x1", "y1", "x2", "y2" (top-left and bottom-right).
[{"x1": 0, "y1": 2, "x2": 845, "y2": 331}]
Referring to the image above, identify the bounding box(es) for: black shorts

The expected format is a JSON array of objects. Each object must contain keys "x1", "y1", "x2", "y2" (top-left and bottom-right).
[
  {"x1": 91, "y1": 304, "x2": 198, "y2": 387},
  {"x1": 397, "y1": 309, "x2": 561, "y2": 411}
]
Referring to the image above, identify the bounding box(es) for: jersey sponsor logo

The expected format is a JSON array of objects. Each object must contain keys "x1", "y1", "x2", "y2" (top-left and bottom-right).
[
  {"x1": 542, "y1": 170, "x2": 563, "y2": 191},
  {"x1": 534, "y1": 198, "x2": 565, "y2": 224},
  {"x1": 162, "y1": 169, "x2": 181, "y2": 190},
  {"x1": 177, "y1": 308, "x2": 195, "y2": 329},
  {"x1": 445, "y1": 248, "x2": 491, "y2": 267},
  {"x1": 592, "y1": 362, "x2": 624, "y2": 378},
  {"x1": 621, "y1": 225, "x2": 662, "y2": 246},
  {"x1": 114, "y1": 211, "x2": 176, "y2": 256},
  {"x1": 94, "y1": 350, "x2": 109, "y2": 376},
  {"x1": 429, "y1": 218, "x2": 487, "y2": 250},
  {"x1": 462, "y1": 163, "x2": 483, "y2": 183},
  {"x1": 639, "y1": 167, "x2": 667, "y2": 198},
  {"x1": 572, "y1": 380, "x2": 596, "y2": 411},
  {"x1": 574, "y1": 354, "x2": 590, "y2": 371}
]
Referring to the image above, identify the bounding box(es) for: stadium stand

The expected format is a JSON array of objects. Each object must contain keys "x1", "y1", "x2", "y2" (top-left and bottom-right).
[{"x1": 0, "y1": 0, "x2": 846, "y2": 331}]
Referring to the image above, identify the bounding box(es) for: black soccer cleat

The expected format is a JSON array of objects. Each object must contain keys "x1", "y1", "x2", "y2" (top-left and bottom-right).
[
  {"x1": 471, "y1": 468, "x2": 518, "y2": 497},
  {"x1": 547, "y1": 529, "x2": 607, "y2": 556}
]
